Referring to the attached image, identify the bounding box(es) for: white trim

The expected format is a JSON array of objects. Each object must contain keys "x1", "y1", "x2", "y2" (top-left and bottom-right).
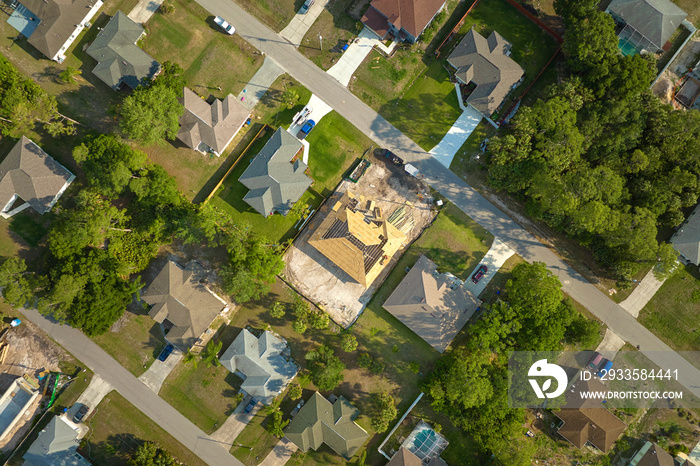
[{"x1": 52, "y1": 0, "x2": 104, "y2": 62}]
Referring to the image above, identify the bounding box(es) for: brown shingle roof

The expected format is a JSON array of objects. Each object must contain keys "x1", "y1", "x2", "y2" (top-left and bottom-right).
[
  {"x1": 447, "y1": 28, "x2": 524, "y2": 116},
  {"x1": 177, "y1": 87, "x2": 250, "y2": 155},
  {"x1": 387, "y1": 447, "x2": 423, "y2": 466},
  {"x1": 383, "y1": 255, "x2": 481, "y2": 352},
  {"x1": 0, "y1": 137, "x2": 74, "y2": 216},
  {"x1": 365, "y1": 0, "x2": 445, "y2": 38},
  {"x1": 629, "y1": 442, "x2": 675, "y2": 466},
  {"x1": 143, "y1": 261, "x2": 226, "y2": 350}
]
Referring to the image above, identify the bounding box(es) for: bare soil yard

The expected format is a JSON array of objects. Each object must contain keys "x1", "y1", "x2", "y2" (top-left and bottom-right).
[{"x1": 284, "y1": 157, "x2": 437, "y2": 327}]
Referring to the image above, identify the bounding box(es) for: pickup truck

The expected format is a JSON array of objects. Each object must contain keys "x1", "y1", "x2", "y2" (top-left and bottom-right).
[
  {"x1": 214, "y1": 16, "x2": 235, "y2": 35},
  {"x1": 298, "y1": 120, "x2": 316, "y2": 140}
]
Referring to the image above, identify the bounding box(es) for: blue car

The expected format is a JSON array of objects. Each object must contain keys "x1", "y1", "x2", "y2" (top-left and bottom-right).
[
  {"x1": 244, "y1": 397, "x2": 258, "y2": 413},
  {"x1": 158, "y1": 344, "x2": 175, "y2": 362},
  {"x1": 597, "y1": 359, "x2": 613, "y2": 377},
  {"x1": 298, "y1": 120, "x2": 316, "y2": 140}
]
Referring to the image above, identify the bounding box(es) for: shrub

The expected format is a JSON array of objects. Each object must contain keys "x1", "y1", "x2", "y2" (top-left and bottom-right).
[
  {"x1": 408, "y1": 361, "x2": 420, "y2": 374},
  {"x1": 270, "y1": 301, "x2": 286, "y2": 318},
  {"x1": 159, "y1": 0, "x2": 174, "y2": 14},
  {"x1": 358, "y1": 353, "x2": 373, "y2": 369},
  {"x1": 370, "y1": 358, "x2": 385, "y2": 375},
  {"x1": 371, "y1": 393, "x2": 397, "y2": 433},
  {"x1": 691, "y1": 289, "x2": 700, "y2": 303},
  {"x1": 288, "y1": 384, "x2": 302, "y2": 400},
  {"x1": 309, "y1": 311, "x2": 330, "y2": 330},
  {"x1": 293, "y1": 296, "x2": 309, "y2": 319},
  {"x1": 293, "y1": 318, "x2": 307, "y2": 334},
  {"x1": 340, "y1": 332, "x2": 358, "y2": 352}
]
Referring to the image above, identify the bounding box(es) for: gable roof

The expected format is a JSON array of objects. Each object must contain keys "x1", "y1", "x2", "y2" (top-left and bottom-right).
[
  {"x1": 629, "y1": 442, "x2": 675, "y2": 466},
  {"x1": 86, "y1": 11, "x2": 160, "y2": 90},
  {"x1": 671, "y1": 203, "x2": 700, "y2": 265},
  {"x1": 238, "y1": 128, "x2": 310, "y2": 216},
  {"x1": 447, "y1": 28, "x2": 524, "y2": 116},
  {"x1": 177, "y1": 88, "x2": 250, "y2": 155},
  {"x1": 23, "y1": 415, "x2": 89, "y2": 466},
  {"x1": 365, "y1": 0, "x2": 445, "y2": 38},
  {"x1": 387, "y1": 447, "x2": 424, "y2": 466},
  {"x1": 284, "y1": 392, "x2": 368, "y2": 460},
  {"x1": 219, "y1": 329, "x2": 298, "y2": 404},
  {"x1": 607, "y1": 0, "x2": 687, "y2": 49},
  {"x1": 554, "y1": 379, "x2": 627, "y2": 452},
  {"x1": 143, "y1": 260, "x2": 226, "y2": 350},
  {"x1": 0, "y1": 137, "x2": 74, "y2": 215},
  {"x1": 383, "y1": 255, "x2": 481, "y2": 353},
  {"x1": 16, "y1": 0, "x2": 99, "y2": 60},
  {"x1": 307, "y1": 192, "x2": 406, "y2": 288}
]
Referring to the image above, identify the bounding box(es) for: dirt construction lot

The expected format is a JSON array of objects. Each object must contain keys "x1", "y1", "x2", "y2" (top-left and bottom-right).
[{"x1": 284, "y1": 159, "x2": 437, "y2": 327}]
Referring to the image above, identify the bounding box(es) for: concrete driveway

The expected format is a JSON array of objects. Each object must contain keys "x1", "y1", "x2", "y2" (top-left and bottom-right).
[
  {"x1": 619, "y1": 268, "x2": 666, "y2": 318},
  {"x1": 237, "y1": 58, "x2": 283, "y2": 110},
  {"x1": 138, "y1": 348, "x2": 183, "y2": 393},
  {"x1": 464, "y1": 237, "x2": 515, "y2": 298},
  {"x1": 429, "y1": 102, "x2": 483, "y2": 168},
  {"x1": 67, "y1": 375, "x2": 112, "y2": 420},
  {"x1": 260, "y1": 438, "x2": 298, "y2": 466},
  {"x1": 128, "y1": 0, "x2": 164, "y2": 24},
  {"x1": 280, "y1": 0, "x2": 329, "y2": 47},
  {"x1": 595, "y1": 328, "x2": 626, "y2": 361},
  {"x1": 210, "y1": 395, "x2": 262, "y2": 449},
  {"x1": 327, "y1": 27, "x2": 380, "y2": 86}
]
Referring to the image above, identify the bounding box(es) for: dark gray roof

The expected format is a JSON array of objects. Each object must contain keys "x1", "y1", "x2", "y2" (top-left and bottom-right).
[
  {"x1": 143, "y1": 261, "x2": 226, "y2": 350},
  {"x1": 0, "y1": 137, "x2": 74, "y2": 215},
  {"x1": 671, "y1": 204, "x2": 700, "y2": 265},
  {"x1": 86, "y1": 11, "x2": 160, "y2": 90},
  {"x1": 608, "y1": 0, "x2": 686, "y2": 50},
  {"x1": 238, "y1": 128, "x2": 310, "y2": 216},
  {"x1": 177, "y1": 88, "x2": 250, "y2": 155},
  {"x1": 219, "y1": 329, "x2": 298, "y2": 404},
  {"x1": 23, "y1": 416, "x2": 89, "y2": 466},
  {"x1": 383, "y1": 255, "x2": 481, "y2": 352},
  {"x1": 17, "y1": 0, "x2": 98, "y2": 60},
  {"x1": 447, "y1": 28, "x2": 524, "y2": 116}
]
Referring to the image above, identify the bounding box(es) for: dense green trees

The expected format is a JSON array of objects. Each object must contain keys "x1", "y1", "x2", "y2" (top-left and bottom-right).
[
  {"x1": 371, "y1": 392, "x2": 397, "y2": 433},
  {"x1": 129, "y1": 442, "x2": 176, "y2": 466},
  {"x1": 305, "y1": 345, "x2": 345, "y2": 391}
]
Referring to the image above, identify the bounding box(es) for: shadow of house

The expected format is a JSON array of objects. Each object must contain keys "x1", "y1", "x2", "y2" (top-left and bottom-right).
[
  {"x1": 85, "y1": 11, "x2": 161, "y2": 90},
  {"x1": 6, "y1": 0, "x2": 103, "y2": 63},
  {"x1": 362, "y1": 0, "x2": 446, "y2": 44},
  {"x1": 284, "y1": 391, "x2": 369, "y2": 461},
  {"x1": 142, "y1": 260, "x2": 228, "y2": 351},
  {"x1": 0, "y1": 137, "x2": 75, "y2": 219},
  {"x1": 219, "y1": 328, "x2": 298, "y2": 405},
  {"x1": 382, "y1": 254, "x2": 481, "y2": 353}
]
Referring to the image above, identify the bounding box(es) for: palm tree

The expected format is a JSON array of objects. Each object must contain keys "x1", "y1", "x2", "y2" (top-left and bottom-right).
[
  {"x1": 182, "y1": 350, "x2": 198, "y2": 369},
  {"x1": 59, "y1": 66, "x2": 81, "y2": 84},
  {"x1": 201, "y1": 340, "x2": 222, "y2": 367}
]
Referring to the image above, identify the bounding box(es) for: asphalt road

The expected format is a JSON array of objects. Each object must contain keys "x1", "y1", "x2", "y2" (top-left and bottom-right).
[
  {"x1": 22, "y1": 308, "x2": 241, "y2": 466},
  {"x1": 200, "y1": 0, "x2": 700, "y2": 396}
]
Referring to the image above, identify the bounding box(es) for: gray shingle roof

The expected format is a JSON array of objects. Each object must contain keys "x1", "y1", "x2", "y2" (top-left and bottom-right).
[
  {"x1": 23, "y1": 415, "x2": 89, "y2": 466},
  {"x1": 607, "y1": 0, "x2": 687, "y2": 50},
  {"x1": 17, "y1": 0, "x2": 99, "y2": 60},
  {"x1": 177, "y1": 88, "x2": 250, "y2": 155},
  {"x1": 284, "y1": 392, "x2": 368, "y2": 460},
  {"x1": 143, "y1": 261, "x2": 226, "y2": 350},
  {"x1": 86, "y1": 11, "x2": 160, "y2": 90},
  {"x1": 219, "y1": 329, "x2": 298, "y2": 404},
  {"x1": 383, "y1": 255, "x2": 481, "y2": 353},
  {"x1": 447, "y1": 28, "x2": 524, "y2": 116},
  {"x1": 238, "y1": 128, "x2": 310, "y2": 216},
  {"x1": 671, "y1": 204, "x2": 700, "y2": 265},
  {"x1": 0, "y1": 137, "x2": 74, "y2": 216}
]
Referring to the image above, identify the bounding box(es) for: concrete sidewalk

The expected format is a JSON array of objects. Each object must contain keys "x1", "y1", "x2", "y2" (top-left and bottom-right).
[
  {"x1": 237, "y1": 58, "x2": 284, "y2": 110},
  {"x1": 619, "y1": 269, "x2": 666, "y2": 318},
  {"x1": 327, "y1": 27, "x2": 380, "y2": 87},
  {"x1": 128, "y1": 0, "x2": 164, "y2": 24},
  {"x1": 464, "y1": 237, "x2": 515, "y2": 298},
  {"x1": 280, "y1": 0, "x2": 329, "y2": 47},
  {"x1": 429, "y1": 102, "x2": 482, "y2": 168}
]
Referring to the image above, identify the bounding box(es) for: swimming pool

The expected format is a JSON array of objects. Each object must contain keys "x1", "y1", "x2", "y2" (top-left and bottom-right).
[
  {"x1": 402, "y1": 420, "x2": 449, "y2": 461},
  {"x1": 619, "y1": 38, "x2": 641, "y2": 56}
]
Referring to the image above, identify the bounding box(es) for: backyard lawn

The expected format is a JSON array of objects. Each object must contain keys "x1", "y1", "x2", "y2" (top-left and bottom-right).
[
  {"x1": 234, "y1": 0, "x2": 298, "y2": 32},
  {"x1": 81, "y1": 392, "x2": 206, "y2": 466},
  {"x1": 639, "y1": 264, "x2": 700, "y2": 352}
]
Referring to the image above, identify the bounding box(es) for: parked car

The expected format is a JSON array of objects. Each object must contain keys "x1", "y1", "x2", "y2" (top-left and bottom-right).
[
  {"x1": 72, "y1": 405, "x2": 89, "y2": 423},
  {"x1": 214, "y1": 16, "x2": 235, "y2": 35},
  {"x1": 471, "y1": 264, "x2": 488, "y2": 284},
  {"x1": 380, "y1": 149, "x2": 404, "y2": 166},
  {"x1": 597, "y1": 359, "x2": 613, "y2": 377},
  {"x1": 293, "y1": 106, "x2": 313, "y2": 125},
  {"x1": 158, "y1": 344, "x2": 175, "y2": 362},
  {"x1": 244, "y1": 397, "x2": 258, "y2": 413},
  {"x1": 586, "y1": 352, "x2": 603, "y2": 370},
  {"x1": 298, "y1": 119, "x2": 316, "y2": 139},
  {"x1": 299, "y1": 0, "x2": 315, "y2": 14}
]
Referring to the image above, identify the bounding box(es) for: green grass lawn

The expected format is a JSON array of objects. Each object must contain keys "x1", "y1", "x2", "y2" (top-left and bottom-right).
[
  {"x1": 638, "y1": 264, "x2": 700, "y2": 352},
  {"x1": 91, "y1": 310, "x2": 166, "y2": 377},
  {"x1": 7, "y1": 210, "x2": 49, "y2": 248},
  {"x1": 230, "y1": 407, "x2": 281, "y2": 464},
  {"x1": 81, "y1": 391, "x2": 206, "y2": 466},
  {"x1": 233, "y1": 0, "x2": 298, "y2": 32},
  {"x1": 0, "y1": 220, "x2": 21, "y2": 258},
  {"x1": 449, "y1": 119, "x2": 496, "y2": 180}
]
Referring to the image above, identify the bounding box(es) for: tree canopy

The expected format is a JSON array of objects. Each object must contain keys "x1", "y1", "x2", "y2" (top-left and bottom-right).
[{"x1": 305, "y1": 345, "x2": 345, "y2": 391}]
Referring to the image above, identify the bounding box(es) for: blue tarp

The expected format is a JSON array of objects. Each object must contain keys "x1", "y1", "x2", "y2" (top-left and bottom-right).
[{"x1": 7, "y1": 4, "x2": 40, "y2": 38}]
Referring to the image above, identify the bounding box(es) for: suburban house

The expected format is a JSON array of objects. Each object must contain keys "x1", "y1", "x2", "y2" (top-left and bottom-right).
[
  {"x1": 86, "y1": 11, "x2": 161, "y2": 90},
  {"x1": 362, "y1": 0, "x2": 446, "y2": 43},
  {"x1": 0, "y1": 137, "x2": 75, "y2": 219},
  {"x1": 238, "y1": 127, "x2": 310, "y2": 217},
  {"x1": 284, "y1": 392, "x2": 369, "y2": 460},
  {"x1": 142, "y1": 260, "x2": 228, "y2": 350},
  {"x1": 23, "y1": 415, "x2": 90, "y2": 466},
  {"x1": 219, "y1": 329, "x2": 298, "y2": 405},
  {"x1": 383, "y1": 254, "x2": 482, "y2": 353},
  {"x1": 554, "y1": 379, "x2": 627, "y2": 452},
  {"x1": 446, "y1": 28, "x2": 524, "y2": 118},
  {"x1": 0, "y1": 378, "x2": 40, "y2": 442},
  {"x1": 6, "y1": 0, "x2": 103, "y2": 62},
  {"x1": 628, "y1": 441, "x2": 676, "y2": 466},
  {"x1": 177, "y1": 87, "x2": 250, "y2": 156},
  {"x1": 387, "y1": 421, "x2": 449, "y2": 465},
  {"x1": 606, "y1": 0, "x2": 687, "y2": 53},
  {"x1": 307, "y1": 191, "x2": 406, "y2": 288},
  {"x1": 670, "y1": 204, "x2": 700, "y2": 266}
]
